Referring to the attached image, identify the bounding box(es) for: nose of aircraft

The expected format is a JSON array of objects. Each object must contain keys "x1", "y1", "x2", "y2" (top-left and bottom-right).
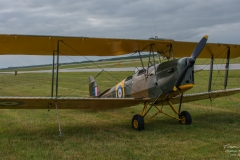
[{"x1": 174, "y1": 35, "x2": 208, "y2": 90}]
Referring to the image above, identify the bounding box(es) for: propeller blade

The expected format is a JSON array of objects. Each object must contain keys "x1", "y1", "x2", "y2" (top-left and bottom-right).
[
  {"x1": 190, "y1": 35, "x2": 208, "y2": 61},
  {"x1": 174, "y1": 35, "x2": 208, "y2": 90}
]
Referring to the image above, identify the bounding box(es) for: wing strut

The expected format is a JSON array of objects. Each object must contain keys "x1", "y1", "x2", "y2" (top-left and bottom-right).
[
  {"x1": 146, "y1": 44, "x2": 157, "y2": 75},
  {"x1": 51, "y1": 41, "x2": 61, "y2": 97},
  {"x1": 56, "y1": 41, "x2": 61, "y2": 97},
  {"x1": 138, "y1": 51, "x2": 145, "y2": 70},
  {"x1": 208, "y1": 54, "x2": 214, "y2": 92},
  {"x1": 151, "y1": 44, "x2": 157, "y2": 72},
  {"x1": 224, "y1": 48, "x2": 230, "y2": 89},
  {"x1": 51, "y1": 50, "x2": 55, "y2": 97}
]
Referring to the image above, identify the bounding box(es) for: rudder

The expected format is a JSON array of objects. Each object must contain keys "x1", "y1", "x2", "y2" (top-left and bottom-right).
[{"x1": 89, "y1": 76, "x2": 100, "y2": 97}]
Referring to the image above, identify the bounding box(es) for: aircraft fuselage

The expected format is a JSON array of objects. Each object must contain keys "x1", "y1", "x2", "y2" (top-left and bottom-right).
[{"x1": 99, "y1": 58, "x2": 194, "y2": 99}]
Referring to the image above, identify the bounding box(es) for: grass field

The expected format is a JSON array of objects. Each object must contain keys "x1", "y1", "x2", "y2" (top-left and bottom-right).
[{"x1": 0, "y1": 61, "x2": 240, "y2": 159}]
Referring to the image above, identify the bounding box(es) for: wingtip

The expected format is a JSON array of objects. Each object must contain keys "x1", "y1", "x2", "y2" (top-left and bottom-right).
[{"x1": 204, "y1": 35, "x2": 208, "y2": 39}]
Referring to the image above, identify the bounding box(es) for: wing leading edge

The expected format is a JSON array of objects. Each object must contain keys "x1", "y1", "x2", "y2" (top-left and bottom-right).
[{"x1": 0, "y1": 34, "x2": 239, "y2": 58}]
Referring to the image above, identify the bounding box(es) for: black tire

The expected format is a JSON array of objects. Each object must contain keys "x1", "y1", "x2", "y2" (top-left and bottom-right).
[
  {"x1": 132, "y1": 114, "x2": 144, "y2": 131},
  {"x1": 179, "y1": 111, "x2": 192, "y2": 125}
]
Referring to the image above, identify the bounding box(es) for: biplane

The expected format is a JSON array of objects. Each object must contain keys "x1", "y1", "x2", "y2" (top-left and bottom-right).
[{"x1": 0, "y1": 34, "x2": 240, "y2": 131}]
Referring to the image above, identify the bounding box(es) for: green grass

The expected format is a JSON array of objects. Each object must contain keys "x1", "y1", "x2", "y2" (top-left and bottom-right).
[
  {"x1": 0, "y1": 64, "x2": 240, "y2": 159},
  {"x1": 1, "y1": 105, "x2": 240, "y2": 159}
]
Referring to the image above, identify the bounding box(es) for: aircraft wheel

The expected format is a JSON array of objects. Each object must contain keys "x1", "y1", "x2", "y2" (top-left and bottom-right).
[
  {"x1": 179, "y1": 111, "x2": 192, "y2": 125},
  {"x1": 132, "y1": 114, "x2": 144, "y2": 131}
]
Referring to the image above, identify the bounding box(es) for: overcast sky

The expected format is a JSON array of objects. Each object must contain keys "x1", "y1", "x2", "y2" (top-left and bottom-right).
[{"x1": 0, "y1": 0, "x2": 240, "y2": 68}]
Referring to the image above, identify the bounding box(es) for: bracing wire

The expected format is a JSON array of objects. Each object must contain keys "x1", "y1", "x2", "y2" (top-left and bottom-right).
[
  {"x1": 57, "y1": 41, "x2": 147, "y2": 98},
  {"x1": 60, "y1": 41, "x2": 122, "y2": 82}
]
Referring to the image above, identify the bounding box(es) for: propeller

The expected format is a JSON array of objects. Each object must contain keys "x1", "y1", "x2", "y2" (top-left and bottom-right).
[{"x1": 174, "y1": 35, "x2": 208, "y2": 90}]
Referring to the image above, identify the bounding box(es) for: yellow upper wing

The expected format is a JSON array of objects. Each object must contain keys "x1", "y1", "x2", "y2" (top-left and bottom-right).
[
  {"x1": 0, "y1": 34, "x2": 239, "y2": 58},
  {"x1": 173, "y1": 41, "x2": 240, "y2": 59}
]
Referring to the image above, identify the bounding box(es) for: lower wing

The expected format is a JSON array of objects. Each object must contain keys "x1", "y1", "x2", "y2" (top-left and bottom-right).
[
  {"x1": 164, "y1": 88, "x2": 240, "y2": 105},
  {"x1": 0, "y1": 97, "x2": 150, "y2": 110},
  {"x1": 0, "y1": 88, "x2": 239, "y2": 109}
]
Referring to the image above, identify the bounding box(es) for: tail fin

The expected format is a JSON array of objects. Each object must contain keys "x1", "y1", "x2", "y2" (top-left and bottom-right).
[{"x1": 89, "y1": 76, "x2": 100, "y2": 97}]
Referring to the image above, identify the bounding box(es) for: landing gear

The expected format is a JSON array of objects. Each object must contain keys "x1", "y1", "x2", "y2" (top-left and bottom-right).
[
  {"x1": 179, "y1": 111, "x2": 192, "y2": 124},
  {"x1": 132, "y1": 114, "x2": 144, "y2": 131},
  {"x1": 131, "y1": 97, "x2": 192, "y2": 130}
]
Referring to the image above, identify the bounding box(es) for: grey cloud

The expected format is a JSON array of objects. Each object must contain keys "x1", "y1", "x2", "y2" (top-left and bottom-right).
[{"x1": 0, "y1": 0, "x2": 240, "y2": 68}]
